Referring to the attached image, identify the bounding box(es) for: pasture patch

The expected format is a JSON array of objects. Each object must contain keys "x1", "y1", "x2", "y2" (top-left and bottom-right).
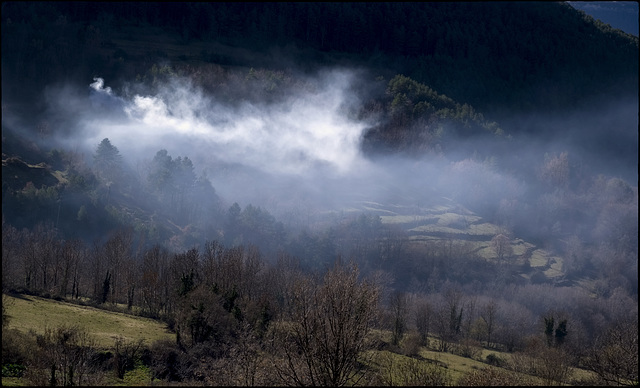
[{"x1": 3, "y1": 294, "x2": 174, "y2": 348}]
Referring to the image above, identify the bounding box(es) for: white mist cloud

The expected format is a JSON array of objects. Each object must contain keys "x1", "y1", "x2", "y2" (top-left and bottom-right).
[
  {"x1": 89, "y1": 77, "x2": 112, "y2": 95},
  {"x1": 87, "y1": 71, "x2": 369, "y2": 177}
]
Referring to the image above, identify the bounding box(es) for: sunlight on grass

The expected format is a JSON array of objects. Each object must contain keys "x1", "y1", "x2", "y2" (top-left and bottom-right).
[
  {"x1": 544, "y1": 256, "x2": 565, "y2": 278},
  {"x1": 3, "y1": 294, "x2": 174, "y2": 348},
  {"x1": 511, "y1": 238, "x2": 532, "y2": 256},
  {"x1": 420, "y1": 348, "x2": 488, "y2": 383},
  {"x1": 362, "y1": 200, "x2": 566, "y2": 280},
  {"x1": 529, "y1": 249, "x2": 552, "y2": 267},
  {"x1": 0, "y1": 377, "x2": 22, "y2": 386},
  {"x1": 380, "y1": 214, "x2": 437, "y2": 224}
]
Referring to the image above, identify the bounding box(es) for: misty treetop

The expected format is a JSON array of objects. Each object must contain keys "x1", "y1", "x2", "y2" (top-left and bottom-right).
[
  {"x1": 147, "y1": 150, "x2": 197, "y2": 195},
  {"x1": 141, "y1": 148, "x2": 223, "y2": 236},
  {"x1": 361, "y1": 74, "x2": 504, "y2": 155},
  {"x1": 93, "y1": 138, "x2": 123, "y2": 185}
]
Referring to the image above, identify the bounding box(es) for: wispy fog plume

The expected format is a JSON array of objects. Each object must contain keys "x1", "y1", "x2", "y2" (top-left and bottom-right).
[
  {"x1": 26, "y1": 66, "x2": 636, "y2": 224},
  {"x1": 86, "y1": 72, "x2": 368, "y2": 176},
  {"x1": 89, "y1": 77, "x2": 112, "y2": 95},
  {"x1": 59, "y1": 70, "x2": 395, "y2": 213}
]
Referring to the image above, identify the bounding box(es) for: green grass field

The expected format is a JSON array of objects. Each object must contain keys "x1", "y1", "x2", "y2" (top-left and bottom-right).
[
  {"x1": 3, "y1": 294, "x2": 174, "y2": 348},
  {"x1": 3, "y1": 293, "x2": 599, "y2": 386}
]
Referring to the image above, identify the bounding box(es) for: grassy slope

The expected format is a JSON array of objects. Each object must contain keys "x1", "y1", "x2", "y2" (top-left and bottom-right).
[
  {"x1": 361, "y1": 342, "x2": 595, "y2": 386},
  {"x1": 2, "y1": 294, "x2": 174, "y2": 348},
  {"x1": 3, "y1": 293, "x2": 170, "y2": 385},
  {"x1": 3, "y1": 293, "x2": 599, "y2": 386}
]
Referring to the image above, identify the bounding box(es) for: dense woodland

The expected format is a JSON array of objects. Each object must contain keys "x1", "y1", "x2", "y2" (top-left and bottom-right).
[
  {"x1": 2, "y1": 2, "x2": 638, "y2": 114},
  {"x1": 2, "y1": 2, "x2": 638, "y2": 386}
]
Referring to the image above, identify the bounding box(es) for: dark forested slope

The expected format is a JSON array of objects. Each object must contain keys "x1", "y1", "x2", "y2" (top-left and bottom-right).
[{"x1": 2, "y1": 2, "x2": 638, "y2": 119}]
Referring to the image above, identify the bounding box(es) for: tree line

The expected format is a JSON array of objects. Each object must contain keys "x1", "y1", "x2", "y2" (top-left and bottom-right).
[
  {"x1": 1, "y1": 133, "x2": 638, "y2": 383},
  {"x1": 2, "y1": 219, "x2": 638, "y2": 385},
  {"x1": 1, "y1": 136, "x2": 637, "y2": 385},
  {"x1": 3, "y1": 124, "x2": 637, "y2": 297}
]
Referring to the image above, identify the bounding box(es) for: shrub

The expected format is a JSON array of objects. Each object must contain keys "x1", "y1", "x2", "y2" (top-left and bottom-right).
[
  {"x1": 149, "y1": 339, "x2": 183, "y2": 382},
  {"x1": 28, "y1": 325, "x2": 102, "y2": 386},
  {"x1": 454, "y1": 338, "x2": 483, "y2": 360},
  {"x1": 401, "y1": 333, "x2": 422, "y2": 357},
  {"x1": 1, "y1": 328, "x2": 38, "y2": 368},
  {"x1": 113, "y1": 336, "x2": 145, "y2": 379},
  {"x1": 486, "y1": 353, "x2": 506, "y2": 367},
  {"x1": 372, "y1": 351, "x2": 452, "y2": 386},
  {"x1": 458, "y1": 366, "x2": 536, "y2": 386},
  {"x1": 2, "y1": 363, "x2": 26, "y2": 377},
  {"x1": 530, "y1": 270, "x2": 548, "y2": 284}
]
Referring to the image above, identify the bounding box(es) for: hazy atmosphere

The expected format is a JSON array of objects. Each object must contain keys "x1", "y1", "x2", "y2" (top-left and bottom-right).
[{"x1": 2, "y1": 2, "x2": 637, "y2": 386}]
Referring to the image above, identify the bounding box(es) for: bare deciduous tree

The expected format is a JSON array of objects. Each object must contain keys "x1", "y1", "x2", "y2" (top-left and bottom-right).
[
  {"x1": 585, "y1": 316, "x2": 639, "y2": 386},
  {"x1": 390, "y1": 291, "x2": 408, "y2": 346},
  {"x1": 1, "y1": 221, "x2": 21, "y2": 291},
  {"x1": 113, "y1": 335, "x2": 145, "y2": 379},
  {"x1": 57, "y1": 239, "x2": 83, "y2": 298},
  {"x1": 415, "y1": 296, "x2": 432, "y2": 347},
  {"x1": 140, "y1": 245, "x2": 170, "y2": 317},
  {"x1": 433, "y1": 285, "x2": 465, "y2": 352},
  {"x1": 101, "y1": 228, "x2": 134, "y2": 304},
  {"x1": 481, "y1": 300, "x2": 498, "y2": 348},
  {"x1": 270, "y1": 261, "x2": 379, "y2": 386},
  {"x1": 510, "y1": 337, "x2": 574, "y2": 386},
  {"x1": 30, "y1": 325, "x2": 101, "y2": 386},
  {"x1": 538, "y1": 151, "x2": 570, "y2": 190},
  {"x1": 491, "y1": 233, "x2": 513, "y2": 263}
]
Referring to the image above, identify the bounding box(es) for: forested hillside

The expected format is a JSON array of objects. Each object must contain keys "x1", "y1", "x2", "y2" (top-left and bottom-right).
[
  {"x1": 2, "y1": 2, "x2": 637, "y2": 386},
  {"x1": 2, "y1": 2, "x2": 637, "y2": 114},
  {"x1": 2, "y1": 2, "x2": 637, "y2": 167}
]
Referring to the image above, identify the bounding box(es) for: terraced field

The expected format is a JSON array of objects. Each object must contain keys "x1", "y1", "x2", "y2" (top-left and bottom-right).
[{"x1": 348, "y1": 197, "x2": 565, "y2": 282}]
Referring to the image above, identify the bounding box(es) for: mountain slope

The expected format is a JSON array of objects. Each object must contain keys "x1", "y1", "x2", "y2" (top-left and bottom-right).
[
  {"x1": 1, "y1": 2, "x2": 637, "y2": 295},
  {"x1": 2, "y1": 2, "x2": 637, "y2": 118}
]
